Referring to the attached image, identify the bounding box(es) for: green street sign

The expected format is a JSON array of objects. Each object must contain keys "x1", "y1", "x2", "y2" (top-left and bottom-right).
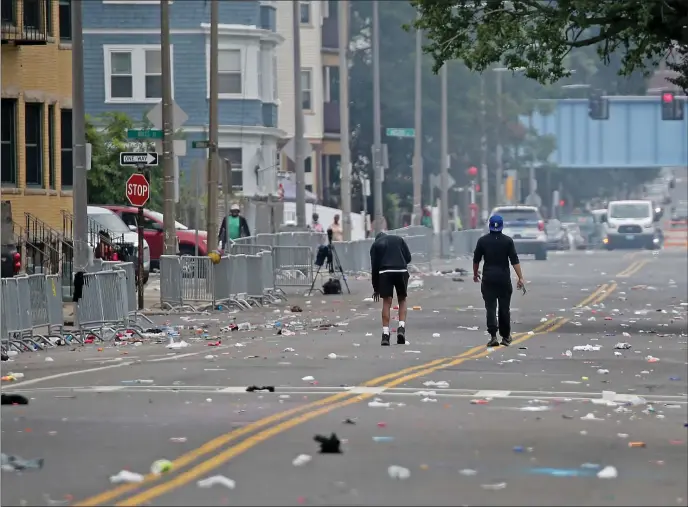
[
  {"x1": 127, "y1": 129, "x2": 163, "y2": 140},
  {"x1": 192, "y1": 140, "x2": 211, "y2": 149},
  {"x1": 386, "y1": 128, "x2": 415, "y2": 138}
]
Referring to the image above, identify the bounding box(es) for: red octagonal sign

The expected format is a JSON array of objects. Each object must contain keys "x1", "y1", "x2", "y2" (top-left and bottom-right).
[{"x1": 126, "y1": 173, "x2": 150, "y2": 207}]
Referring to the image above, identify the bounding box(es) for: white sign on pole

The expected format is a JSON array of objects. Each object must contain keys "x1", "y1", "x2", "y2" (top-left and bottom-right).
[
  {"x1": 280, "y1": 137, "x2": 314, "y2": 162},
  {"x1": 174, "y1": 157, "x2": 180, "y2": 203}
]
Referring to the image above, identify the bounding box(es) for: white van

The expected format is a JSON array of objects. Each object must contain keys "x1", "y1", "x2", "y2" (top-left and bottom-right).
[{"x1": 603, "y1": 200, "x2": 661, "y2": 250}]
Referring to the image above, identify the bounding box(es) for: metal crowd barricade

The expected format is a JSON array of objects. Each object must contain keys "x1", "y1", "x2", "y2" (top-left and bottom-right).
[
  {"x1": 229, "y1": 242, "x2": 272, "y2": 256},
  {"x1": 76, "y1": 270, "x2": 144, "y2": 342},
  {"x1": 27, "y1": 274, "x2": 63, "y2": 346},
  {"x1": 259, "y1": 250, "x2": 284, "y2": 301},
  {"x1": 159, "y1": 255, "x2": 196, "y2": 311},
  {"x1": 245, "y1": 254, "x2": 267, "y2": 305},
  {"x1": 272, "y1": 245, "x2": 314, "y2": 290},
  {"x1": 276, "y1": 231, "x2": 326, "y2": 253},
  {"x1": 1, "y1": 276, "x2": 50, "y2": 351},
  {"x1": 179, "y1": 256, "x2": 215, "y2": 310},
  {"x1": 112, "y1": 261, "x2": 154, "y2": 326}
]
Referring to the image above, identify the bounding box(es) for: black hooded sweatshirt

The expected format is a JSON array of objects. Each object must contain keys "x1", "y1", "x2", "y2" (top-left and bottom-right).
[{"x1": 370, "y1": 233, "x2": 412, "y2": 291}]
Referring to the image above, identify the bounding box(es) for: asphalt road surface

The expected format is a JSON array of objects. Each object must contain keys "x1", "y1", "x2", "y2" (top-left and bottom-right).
[{"x1": 2, "y1": 248, "x2": 687, "y2": 507}]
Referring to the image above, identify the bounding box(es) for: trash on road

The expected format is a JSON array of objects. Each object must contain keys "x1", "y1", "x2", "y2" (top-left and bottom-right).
[
  {"x1": 292, "y1": 454, "x2": 312, "y2": 466},
  {"x1": 109, "y1": 470, "x2": 144, "y2": 484},
  {"x1": 314, "y1": 433, "x2": 342, "y2": 454},
  {"x1": 1, "y1": 453, "x2": 44, "y2": 472},
  {"x1": 150, "y1": 459, "x2": 173, "y2": 475},
  {"x1": 197, "y1": 475, "x2": 236, "y2": 489},
  {"x1": 246, "y1": 385, "x2": 275, "y2": 392},
  {"x1": 597, "y1": 466, "x2": 618, "y2": 479},
  {"x1": 388, "y1": 465, "x2": 411, "y2": 480}
]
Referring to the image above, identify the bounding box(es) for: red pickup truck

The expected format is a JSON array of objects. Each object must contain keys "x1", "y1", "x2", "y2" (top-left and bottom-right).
[{"x1": 103, "y1": 206, "x2": 208, "y2": 269}]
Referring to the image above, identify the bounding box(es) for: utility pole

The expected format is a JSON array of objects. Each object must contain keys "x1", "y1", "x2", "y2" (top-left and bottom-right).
[
  {"x1": 528, "y1": 111, "x2": 537, "y2": 196},
  {"x1": 292, "y1": 1, "x2": 306, "y2": 228},
  {"x1": 412, "y1": 13, "x2": 423, "y2": 226},
  {"x1": 440, "y1": 65, "x2": 449, "y2": 249},
  {"x1": 161, "y1": 0, "x2": 176, "y2": 254},
  {"x1": 372, "y1": 0, "x2": 383, "y2": 234},
  {"x1": 206, "y1": 0, "x2": 219, "y2": 251},
  {"x1": 338, "y1": 0, "x2": 352, "y2": 240},
  {"x1": 479, "y1": 74, "x2": 489, "y2": 221},
  {"x1": 71, "y1": 0, "x2": 88, "y2": 271},
  {"x1": 495, "y1": 70, "x2": 504, "y2": 205}
]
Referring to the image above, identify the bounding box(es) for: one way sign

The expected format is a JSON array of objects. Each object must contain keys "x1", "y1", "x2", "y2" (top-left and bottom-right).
[{"x1": 119, "y1": 152, "x2": 159, "y2": 167}]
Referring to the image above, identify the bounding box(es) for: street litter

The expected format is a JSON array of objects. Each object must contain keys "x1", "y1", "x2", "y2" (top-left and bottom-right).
[
  {"x1": 302, "y1": 376, "x2": 315, "y2": 381},
  {"x1": 373, "y1": 436, "x2": 395, "y2": 442},
  {"x1": 581, "y1": 413, "x2": 605, "y2": 420},
  {"x1": 292, "y1": 454, "x2": 312, "y2": 466},
  {"x1": 45, "y1": 356, "x2": 54, "y2": 362},
  {"x1": 368, "y1": 400, "x2": 391, "y2": 408},
  {"x1": 423, "y1": 380, "x2": 449, "y2": 388},
  {"x1": 169, "y1": 437, "x2": 187, "y2": 443},
  {"x1": 388, "y1": 465, "x2": 411, "y2": 480},
  {"x1": 197, "y1": 475, "x2": 236, "y2": 489},
  {"x1": 481, "y1": 482, "x2": 507, "y2": 490},
  {"x1": 167, "y1": 340, "x2": 189, "y2": 349},
  {"x1": 150, "y1": 459, "x2": 173, "y2": 474},
  {"x1": 1, "y1": 394, "x2": 29, "y2": 405},
  {"x1": 421, "y1": 397, "x2": 438, "y2": 402},
  {"x1": 459, "y1": 469, "x2": 477, "y2": 476},
  {"x1": 597, "y1": 466, "x2": 618, "y2": 479},
  {"x1": 573, "y1": 345, "x2": 602, "y2": 351},
  {"x1": 109, "y1": 470, "x2": 144, "y2": 484},
  {"x1": 246, "y1": 385, "x2": 275, "y2": 392},
  {"x1": 432, "y1": 333, "x2": 441, "y2": 338},
  {"x1": 1, "y1": 453, "x2": 44, "y2": 472},
  {"x1": 314, "y1": 433, "x2": 342, "y2": 454}
]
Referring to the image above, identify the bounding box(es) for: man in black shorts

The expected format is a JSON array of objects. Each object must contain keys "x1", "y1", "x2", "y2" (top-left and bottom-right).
[{"x1": 370, "y1": 232, "x2": 412, "y2": 346}]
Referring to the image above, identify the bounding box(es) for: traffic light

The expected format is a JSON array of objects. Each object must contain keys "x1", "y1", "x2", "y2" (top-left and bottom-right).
[
  {"x1": 588, "y1": 92, "x2": 609, "y2": 120},
  {"x1": 661, "y1": 92, "x2": 684, "y2": 121}
]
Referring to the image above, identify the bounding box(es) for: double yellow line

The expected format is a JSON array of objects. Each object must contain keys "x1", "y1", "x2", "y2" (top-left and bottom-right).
[
  {"x1": 77, "y1": 283, "x2": 619, "y2": 506},
  {"x1": 575, "y1": 282, "x2": 618, "y2": 308},
  {"x1": 617, "y1": 259, "x2": 649, "y2": 277}
]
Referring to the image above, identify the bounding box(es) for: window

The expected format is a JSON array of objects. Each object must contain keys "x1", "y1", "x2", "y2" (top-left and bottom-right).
[
  {"x1": 306, "y1": 184, "x2": 313, "y2": 193},
  {"x1": 110, "y1": 51, "x2": 133, "y2": 99},
  {"x1": 25, "y1": 103, "x2": 43, "y2": 187},
  {"x1": 299, "y1": 1, "x2": 310, "y2": 24},
  {"x1": 48, "y1": 105, "x2": 56, "y2": 189},
  {"x1": 301, "y1": 69, "x2": 312, "y2": 110},
  {"x1": 1, "y1": 0, "x2": 16, "y2": 24},
  {"x1": 218, "y1": 49, "x2": 242, "y2": 95},
  {"x1": 144, "y1": 49, "x2": 162, "y2": 99},
  {"x1": 305, "y1": 157, "x2": 312, "y2": 173},
  {"x1": 23, "y1": 0, "x2": 42, "y2": 29},
  {"x1": 59, "y1": 0, "x2": 71, "y2": 41},
  {"x1": 104, "y1": 45, "x2": 171, "y2": 102},
  {"x1": 60, "y1": 108, "x2": 73, "y2": 188},
  {"x1": 218, "y1": 148, "x2": 243, "y2": 191},
  {"x1": 1, "y1": 99, "x2": 17, "y2": 186},
  {"x1": 324, "y1": 66, "x2": 340, "y2": 102}
]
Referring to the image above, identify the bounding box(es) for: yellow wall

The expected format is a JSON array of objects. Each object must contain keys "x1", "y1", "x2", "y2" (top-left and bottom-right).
[{"x1": 1, "y1": 0, "x2": 73, "y2": 230}]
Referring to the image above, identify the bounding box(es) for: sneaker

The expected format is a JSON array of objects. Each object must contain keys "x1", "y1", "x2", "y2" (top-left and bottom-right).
[
  {"x1": 381, "y1": 334, "x2": 391, "y2": 346},
  {"x1": 486, "y1": 336, "x2": 500, "y2": 348},
  {"x1": 397, "y1": 326, "x2": 406, "y2": 345},
  {"x1": 500, "y1": 335, "x2": 512, "y2": 347}
]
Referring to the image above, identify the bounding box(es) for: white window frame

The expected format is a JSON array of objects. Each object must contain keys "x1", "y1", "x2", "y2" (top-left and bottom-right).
[
  {"x1": 299, "y1": 1, "x2": 311, "y2": 25},
  {"x1": 103, "y1": 44, "x2": 174, "y2": 104},
  {"x1": 301, "y1": 68, "x2": 313, "y2": 112},
  {"x1": 218, "y1": 147, "x2": 244, "y2": 191},
  {"x1": 207, "y1": 45, "x2": 244, "y2": 99}
]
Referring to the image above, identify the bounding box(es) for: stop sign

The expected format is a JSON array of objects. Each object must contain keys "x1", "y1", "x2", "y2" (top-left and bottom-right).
[{"x1": 126, "y1": 173, "x2": 150, "y2": 207}]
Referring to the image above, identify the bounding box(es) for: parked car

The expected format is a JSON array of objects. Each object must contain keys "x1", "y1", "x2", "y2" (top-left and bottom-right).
[
  {"x1": 487, "y1": 205, "x2": 547, "y2": 260},
  {"x1": 88, "y1": 206, "x2": 151, "y2": 283},
  {"x1": 103, "y1": 206, "x2": 204, "y2": 270},
  {"x1": 545, "y1": 220, "x2": 570, "y2": 250}
]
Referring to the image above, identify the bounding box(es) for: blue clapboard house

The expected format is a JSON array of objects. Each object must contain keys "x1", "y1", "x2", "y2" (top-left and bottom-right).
[{"x1": 82, "y1": 0, "x2": 283, "y2": 196}]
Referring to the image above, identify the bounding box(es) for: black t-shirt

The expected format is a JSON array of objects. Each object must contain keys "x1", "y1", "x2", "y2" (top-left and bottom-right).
[{"x1": 473, "y1": 232, "x2": 520, "y2": 284}]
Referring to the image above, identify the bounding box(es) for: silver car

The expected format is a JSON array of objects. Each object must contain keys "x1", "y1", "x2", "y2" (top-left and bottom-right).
[{"x1": 488, "y1": 206, "x2": 548, "y2": 261}]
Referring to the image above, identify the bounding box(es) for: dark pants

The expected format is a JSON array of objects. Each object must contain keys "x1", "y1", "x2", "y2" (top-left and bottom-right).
[{"x1": 481, "y1": 281, "x2": 513, "y2": 338}]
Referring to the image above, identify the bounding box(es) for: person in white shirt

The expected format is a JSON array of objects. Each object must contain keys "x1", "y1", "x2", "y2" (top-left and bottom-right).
[
  {"x1": 310, "y1": 213, "x2": 324, "y2": 233},
  {"x1": 329, "y1": 214, "x2": 344, "y2": 242}
]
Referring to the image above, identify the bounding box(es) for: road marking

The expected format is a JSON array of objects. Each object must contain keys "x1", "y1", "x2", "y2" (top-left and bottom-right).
[
  {"x1": 2, "y1": 346, "x2": 233, "y2": 392},
  {"x1": 590, "y1": 282, "x2": 617, "y2": 305},
  {"x1": 112, "y1": 317, "x2": 571, "y2": 507},
  {"x1": 616, "y1": 259, "x2": 649, "y2": 277},
  {"x1": 345, "y1": 386, "x2": 387, "y2": 394},
  {"x1": 74, "y1": 315, "x2": 568, "y2": 507},
  {"x1": 574, "y1": 284, "x2": 609, "y2": 308}
]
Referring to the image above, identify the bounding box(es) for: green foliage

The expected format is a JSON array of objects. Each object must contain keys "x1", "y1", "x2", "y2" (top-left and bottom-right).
[
  {"x1": 410, "y1": 0, "x2": 688, "y2": 91},
  {"x1": 86, "y1": 112, "x2": 164, "y2": 210},
  {"x1": 347, "y1": 1, "x2": 557, "y2": 212}
]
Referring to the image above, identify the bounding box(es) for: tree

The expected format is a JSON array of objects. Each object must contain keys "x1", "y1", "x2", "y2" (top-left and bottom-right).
[
  {"x1": 346, "y1": 1, "x2": 557, "y2": 218},
  {"x1": 411, "y1": 0, "x2": 688, "y2": 92},
  {"x1": 85, "y1": 112, "x2": 186, "y2": 212}
]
